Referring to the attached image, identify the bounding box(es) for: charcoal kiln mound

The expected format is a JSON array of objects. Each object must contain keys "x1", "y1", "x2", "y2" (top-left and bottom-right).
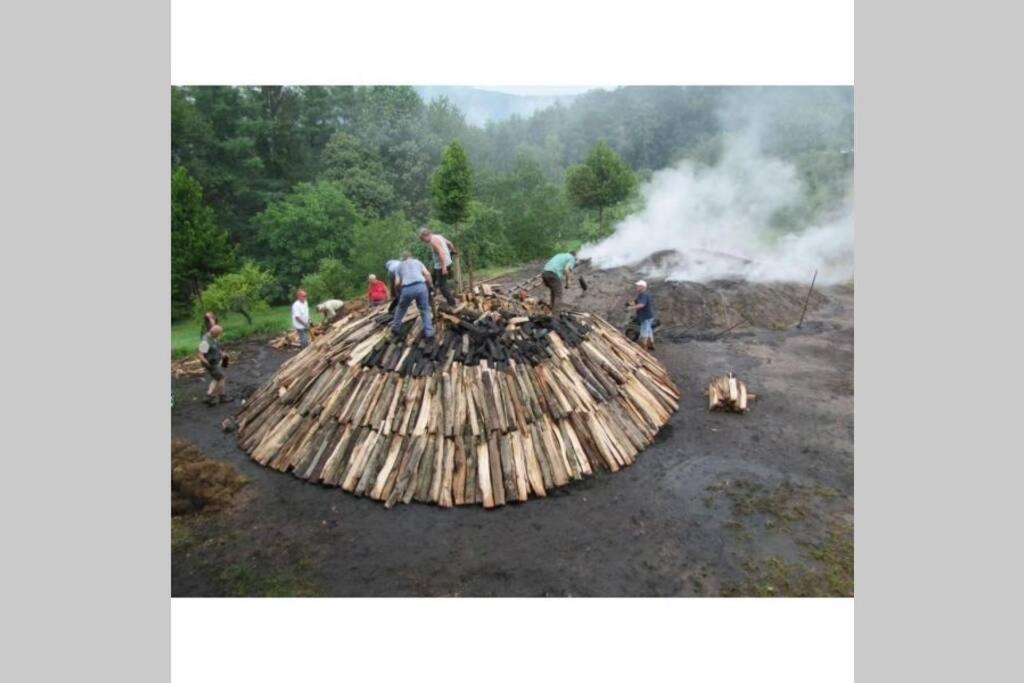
[
  {"x1": 235, "y1": 289, "x2": 680, "y2": 508},
  {"x1": 547, "y1": 253, "x2": 829, "y2": 333}
]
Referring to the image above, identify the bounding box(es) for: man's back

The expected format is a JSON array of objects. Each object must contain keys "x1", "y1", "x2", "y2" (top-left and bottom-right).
[
  {"x1": 397, "y1": 258, "x2": 426, "y2": 285},
  {"x1": 544, "y1": 253, "x2": 575, "y2": 279}
]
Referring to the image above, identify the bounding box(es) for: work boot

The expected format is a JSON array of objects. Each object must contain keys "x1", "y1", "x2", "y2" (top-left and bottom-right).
[
  {"x1": 203, "y1": 395, "x2": 218, "y2": 407},
  {"x1": 219, "y1": 395, "x2": 235, "y2": 404}
]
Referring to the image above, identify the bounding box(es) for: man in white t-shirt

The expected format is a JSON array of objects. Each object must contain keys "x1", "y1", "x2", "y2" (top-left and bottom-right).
[{"x1": 292, "y1": 289, "x2": 311, "y2": 348}]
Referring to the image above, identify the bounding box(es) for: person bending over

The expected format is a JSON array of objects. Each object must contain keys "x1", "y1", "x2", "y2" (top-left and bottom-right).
[
  {"x1": 541, "y1": 250, "x2": 577, "y2": 315},
  {"x1": 390, "y1": 251, "x2": 436, "y2": 348}
]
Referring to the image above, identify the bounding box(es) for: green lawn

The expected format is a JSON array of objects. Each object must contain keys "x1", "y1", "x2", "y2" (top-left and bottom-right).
[{"x1": 171, "y1": 305, "x2": 293, "y2": 359}]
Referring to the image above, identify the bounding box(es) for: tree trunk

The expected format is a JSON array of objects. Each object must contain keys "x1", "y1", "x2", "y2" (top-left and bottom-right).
[
  {"x1": 452, "y1": 222, "x2": 464, "y2": 295},
  {"x1": 238, "y1": 307, "x2": 252, "y2": 325}
]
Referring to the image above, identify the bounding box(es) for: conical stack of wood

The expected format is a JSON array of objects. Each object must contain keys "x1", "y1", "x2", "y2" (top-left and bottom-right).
[{"x1": 236, "y1": 289, "x2": 680, "y2": 508}]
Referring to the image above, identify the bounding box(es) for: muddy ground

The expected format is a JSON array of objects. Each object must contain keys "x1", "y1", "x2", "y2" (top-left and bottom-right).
[{"x1": 172, "y1": 269, "x2": 853, "y2": 597}]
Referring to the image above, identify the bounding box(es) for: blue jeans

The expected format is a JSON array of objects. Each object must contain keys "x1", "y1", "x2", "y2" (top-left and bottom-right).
[
  {"x1": 391, "y1": 282, "x2": 434, "y2": 338},
  {"x1": 297, "y1": 328, "x2": 310, "y2": 348},
  {"x1": 639, "y1": 318, "x2": 653, "y2": 339}
]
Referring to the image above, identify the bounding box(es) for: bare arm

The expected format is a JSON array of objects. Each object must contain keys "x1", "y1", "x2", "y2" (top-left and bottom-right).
[
  {"x1": 431, "y1": 240, "x2": 449, "y2": 274},
  {"x1": 563, "y1": 265, "x2": 572, "y2": 288},
  {"x1": 421, "y1": 265, "x2": 434, "y2": 287}
]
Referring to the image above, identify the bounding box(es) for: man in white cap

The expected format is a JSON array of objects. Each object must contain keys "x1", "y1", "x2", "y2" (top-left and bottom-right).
[{"x1": 626, "y1": 280, "x2": 656, "y2": 350}]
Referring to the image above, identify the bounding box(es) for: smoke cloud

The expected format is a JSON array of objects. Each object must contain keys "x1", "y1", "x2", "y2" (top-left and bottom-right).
[{"x1": 581, "y1": 122, "x2": 854, "y2": 286}]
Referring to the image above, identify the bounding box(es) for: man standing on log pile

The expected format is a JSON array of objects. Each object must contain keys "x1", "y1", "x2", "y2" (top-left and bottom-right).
[
  {"x1": 292, "y1": 289, "x2": 311, "y2": 349},
  {"x1": 541, "y1": 249, "x2": 577, "y2": 315},
  {"x1": 418, "y1": 226, "x2": 457, "y2": 307},
  {"x1": 198, "y1": 325, "x2": 232, "y2": 406},
  {"x1": 626, "y1": 280, "x2": 656, "y2": 351},
  {"x1": 391, "y1": 251, "x2": 436, "y2": 349}
]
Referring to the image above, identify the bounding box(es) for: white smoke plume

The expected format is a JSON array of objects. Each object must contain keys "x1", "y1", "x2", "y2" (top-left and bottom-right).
[{"x1": 580, "y1": 127, "x2": 854, "y2": 286}]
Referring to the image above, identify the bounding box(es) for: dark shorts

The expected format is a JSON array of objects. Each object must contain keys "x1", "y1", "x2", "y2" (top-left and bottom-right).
[{"x1": 206, "y1": 364, "x2": 225, "y2": 381}]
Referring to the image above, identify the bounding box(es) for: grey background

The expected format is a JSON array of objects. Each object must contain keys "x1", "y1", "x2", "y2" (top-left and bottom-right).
[
  {"x1": 3, "y1": 1, "x2": 170, "y2": 682},
  {"x1": 5, "y1": 0, "x2": 1017, "y2": 680},
  {"x1": 856, "y1": 1, "x2": 1018, "y2": 681}
]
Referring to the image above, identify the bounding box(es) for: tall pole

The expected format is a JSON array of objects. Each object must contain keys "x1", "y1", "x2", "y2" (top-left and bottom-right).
[{"x1": 796, "y1": 269, "x2": 818, "y2": 329}]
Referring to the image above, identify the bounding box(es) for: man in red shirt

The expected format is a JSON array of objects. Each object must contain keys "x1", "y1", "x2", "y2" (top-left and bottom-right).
[{"x1": 367, "y1": 273, "x2": 389, "y2": 306}]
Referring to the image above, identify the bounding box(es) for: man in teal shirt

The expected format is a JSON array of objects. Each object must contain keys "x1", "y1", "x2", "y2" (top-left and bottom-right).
[{"x1": 541, "y1": 250, "x2": 577, "y2": 314}]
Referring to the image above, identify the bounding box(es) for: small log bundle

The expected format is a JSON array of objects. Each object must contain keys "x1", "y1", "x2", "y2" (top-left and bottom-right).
[
  {"x1": 705, "y1": 373, "x2": 757, "y2": 413},
  {"x1": 236, "y1": 290, "x2": 680, "y2": 508}
]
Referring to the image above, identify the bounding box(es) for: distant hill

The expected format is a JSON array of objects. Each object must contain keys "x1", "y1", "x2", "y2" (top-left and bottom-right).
[{"x1": 415, "y1": 86, "x2": 582, "y2": 126}]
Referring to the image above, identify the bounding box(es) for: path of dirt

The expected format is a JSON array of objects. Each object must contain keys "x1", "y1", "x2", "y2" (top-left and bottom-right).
[{"x1": 172, "y1": 276, "x2": 853, "y2": 597}]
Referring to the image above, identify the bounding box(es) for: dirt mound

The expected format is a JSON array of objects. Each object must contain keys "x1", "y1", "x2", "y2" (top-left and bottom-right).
[
  {"x1": 559, "y1": 260, "x2": 825, "y2": 333},
  {"x1": 172, "y1": 439, "x2": 248, "y2": 516}
]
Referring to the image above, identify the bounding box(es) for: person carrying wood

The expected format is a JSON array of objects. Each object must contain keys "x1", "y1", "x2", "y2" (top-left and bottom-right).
[
  {"x1": 625, "y1": 280, "x2": 656, "y2": 350},
  {"x1": 198, "y1": 325, "x2": 232, "y2": 406},
  {"x1": 390, "y1": 251, "x2": 436, "y2": 347},
  {"x1": 418, "y1": 226, "x2": 457, "y2": 307},
  {"x1": 292, "y1": 289, "x2": 311, "y2": 349},
  {"x1": 541, "y1": 249, "x2": 577, "y2": 314}
]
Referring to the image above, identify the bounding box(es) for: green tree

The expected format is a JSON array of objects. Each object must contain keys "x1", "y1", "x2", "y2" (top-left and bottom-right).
[
  {"x1": 194, "y1": 262, "x2": 274, "y2": 325},
  {"x1": 299, "y1": 258, "x2": 350, "y2": 305},
  {"x1": 565, "y1": 140, "x2": 636, "y2": 229},
  {"x1": 171, "y1": 166, "x2": 234, "y2": 312},
  {"x1": 254, "y1": 181, "x2": 363, "y2": 288},
  {"x1": 458, "y1": 202, "x2": 515, "y2": 273},
  {"x1": 431, "y1": 140, "x2": 473, "y2": 227},
  {"x1": 345, "y1": 212, "x2": 417, "y2": 293},
  {"x1": 431, "y1": 140, "x2": 473, "y2": 286},
  {"x1": 321, "y1": 132, "x2": 397, "y2": 218}
]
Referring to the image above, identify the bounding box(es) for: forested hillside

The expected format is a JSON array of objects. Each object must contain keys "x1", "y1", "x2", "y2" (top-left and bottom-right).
[{"x1": 172, "y1": 85, "x2": 852, "y2": 319}]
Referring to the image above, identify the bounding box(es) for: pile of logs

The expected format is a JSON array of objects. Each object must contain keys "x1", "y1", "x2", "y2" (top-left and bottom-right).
[
  {"x1": 269, "y1": 326, "x2": 325, "y2": 350},
  {"x1": 172, "y1": 352, "x2": 241, "y2": 379},
  {"x1": 706, "y1": 373, "x2": 757, "y2": 413},
  {"x1": 236, "y1": 291, "x2": 680, "y2": 508}
]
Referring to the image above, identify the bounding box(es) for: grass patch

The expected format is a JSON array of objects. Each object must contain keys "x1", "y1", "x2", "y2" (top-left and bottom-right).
[
  {"x1": 471, "y1": 263, "x2": 522, "y2": 282},
  {"x1": 171, "y1": 518, "x2": 194, "y2": 552},
  {"x1": 722, "y1": 523, "x2": 853, "y2": 597},
  {"x1": 706, "y1": 479, "x2": 843, "y2": 531},
  {"x1": 216, "y1": 561, "x2": 320, "y2": 597},
  {"x1": 171, "y1": 305, "x2": 292, "y2": 359}
]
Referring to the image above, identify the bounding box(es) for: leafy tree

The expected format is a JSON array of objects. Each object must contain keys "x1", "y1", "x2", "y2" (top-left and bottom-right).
[
  {"x1": 565, "y1": 140, "x2": 636, "y2": 229},
  {"x1": 345, "y1": 213, "x2": 417, "y2": 293},
  {"x1": 254, "y1": 181, "x2": 363, "y2": 288},
  {"x1": 431, "y1": 140, "x2": 473, "y2": 227},
  {"x1": 321, "y1": 132, "x2": 397, "y2": 218},
  {"x1": 458, "y1": 202, "x2": 515, "y2": 273},
  {"x1": 171, "y1": 166, "x2": 234, "y2": 311},
  {"x1": 194, "y1": 262, "x2": 274, "y2": 325},
  {"x1": 299, "y1": 258, "x2": 350, "y2": 305}
]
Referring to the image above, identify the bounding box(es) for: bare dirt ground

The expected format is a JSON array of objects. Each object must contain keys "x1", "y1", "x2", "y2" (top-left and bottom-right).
[{"x1": 172, "y1": 265, "x2": 853, "y2": 597}]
